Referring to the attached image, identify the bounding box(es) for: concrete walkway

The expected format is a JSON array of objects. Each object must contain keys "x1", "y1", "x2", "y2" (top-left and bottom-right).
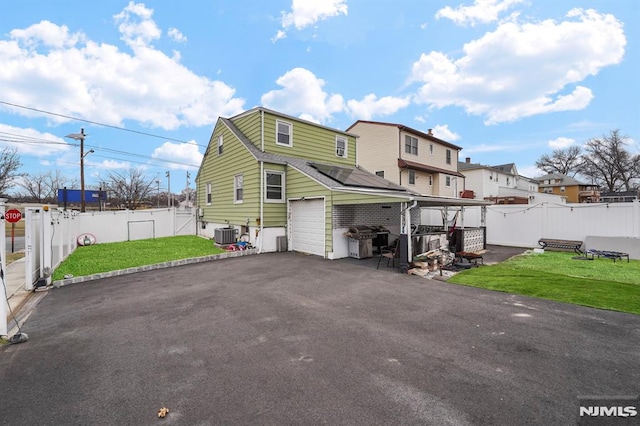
[{"x1": 3, "y1": 256, "x2": 36, "y2": 336}]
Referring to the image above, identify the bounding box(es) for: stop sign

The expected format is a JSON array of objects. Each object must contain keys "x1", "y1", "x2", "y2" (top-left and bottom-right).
[{"x1": 5, "y1": 209, "x2": 22, "y2": 223}]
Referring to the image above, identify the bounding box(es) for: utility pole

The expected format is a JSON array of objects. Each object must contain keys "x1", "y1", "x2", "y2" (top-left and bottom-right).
[
  {"x1": 65, "y1": 128, "x2": 87, "y2": 212},
  {"x1": 156, "y1": 179, "x2": 160, "y2": 207},
  {"x1": 166, "y1": 171, "x2": 171, "y2": 207}
]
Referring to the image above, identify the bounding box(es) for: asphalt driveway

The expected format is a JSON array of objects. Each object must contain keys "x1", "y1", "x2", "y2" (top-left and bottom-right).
[{"x1": 1, "y1": 252, "x2": 639, "y2": 425}]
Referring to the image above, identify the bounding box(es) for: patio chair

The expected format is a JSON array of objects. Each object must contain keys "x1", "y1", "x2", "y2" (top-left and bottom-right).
[{"x1": 377, "y1": 240, "x2": 399, "y2": 269}]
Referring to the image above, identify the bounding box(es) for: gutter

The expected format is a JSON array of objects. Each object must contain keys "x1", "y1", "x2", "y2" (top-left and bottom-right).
[{"x1": 259, "y1": 110, "x2": 265, "y2": 254}]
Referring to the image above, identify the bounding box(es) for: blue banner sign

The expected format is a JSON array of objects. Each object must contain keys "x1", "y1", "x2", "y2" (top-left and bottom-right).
[{"x1": 57, "y1": 189, "x2": 107, "y2": 203}]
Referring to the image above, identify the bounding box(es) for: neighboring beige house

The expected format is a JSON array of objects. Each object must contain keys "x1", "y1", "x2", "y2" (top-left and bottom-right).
[{"x1": 347, "y1": 120, "x2": 465, "y2": 197}]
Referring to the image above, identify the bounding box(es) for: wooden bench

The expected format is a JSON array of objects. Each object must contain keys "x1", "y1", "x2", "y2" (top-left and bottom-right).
[
  {"x1": 538, "y1": 238, "x2": 583, "y2": 255},
  {"x1": 585, "y1": 249, "x2": 630, "y2": 263}
]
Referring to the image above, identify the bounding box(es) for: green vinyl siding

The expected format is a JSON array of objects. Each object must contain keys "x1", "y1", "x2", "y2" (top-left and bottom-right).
[
  {"x1": 261, "y1": 112, "x2": 356, "y2": 165},
  {"x1": 231, "y1": 112, "x2": 262, "y2": 150},
  {"x1": 197, "y1": 122, "x2": 260, "y2": 226},
  {"x1": 262, "y1": 163, "x2": 287, "y2": 227},
  {"x1": 332, "y1": 192, "x2": 408, "y2": 205}
]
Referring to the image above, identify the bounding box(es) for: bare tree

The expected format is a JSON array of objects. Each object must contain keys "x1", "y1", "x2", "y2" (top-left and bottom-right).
[
  {"x1": 16, "y1": 170, "x2": 78, "y2": 203},
  {"x1": 102, "y1": 168, "x2": 156, "y2": 210},
  {"x1": 535, "y1": 146, "x2": 584, "y2": 177},
  {"x1": 581, "y1": 130, "x2": 639, "y2": 192},
  {"x1": 0, "y1": 147, "x2": 23, "y2": 196}
]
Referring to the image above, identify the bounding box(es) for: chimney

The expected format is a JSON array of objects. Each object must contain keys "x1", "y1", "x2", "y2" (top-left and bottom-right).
[
  {"x1": 427, "y1": 128, "x2": 433, "y2": 136},
  {"x1": 465, "y1": 157, "x2": 471, "y2": 164}
]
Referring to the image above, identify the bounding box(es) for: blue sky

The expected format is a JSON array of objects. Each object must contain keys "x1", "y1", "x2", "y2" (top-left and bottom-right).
[{"x1": 0, "y1": 0, "x2": 637, "y2": 193}]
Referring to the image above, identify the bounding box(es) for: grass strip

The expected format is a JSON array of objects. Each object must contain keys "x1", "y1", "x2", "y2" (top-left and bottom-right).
[
  {"x1": 448, "y1": 252, "x2": 640, "y2": 315},
  {"x1": 53, "y1": 235, "x2": 226, "y2": 281}
]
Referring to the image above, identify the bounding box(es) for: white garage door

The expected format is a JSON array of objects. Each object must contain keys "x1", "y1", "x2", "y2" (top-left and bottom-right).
[{"x1": 290, "y1": 198, "x2": 325, "y2": 257}]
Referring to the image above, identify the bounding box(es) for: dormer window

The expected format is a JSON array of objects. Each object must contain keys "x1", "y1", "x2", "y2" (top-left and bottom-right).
[
  {"x1": 276, "y1": 120, "x2": 292, "y2": 146},
  {"x1": 336, "y1": 136, "x2": 347, "y2": 158}
]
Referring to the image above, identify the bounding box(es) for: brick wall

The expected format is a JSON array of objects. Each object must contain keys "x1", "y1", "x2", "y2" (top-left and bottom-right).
[{"x1": 333, "y1": 204, "x2": 401, "y2": 228}]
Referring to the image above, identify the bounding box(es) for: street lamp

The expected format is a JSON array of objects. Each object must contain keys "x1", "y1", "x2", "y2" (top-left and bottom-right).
[{"x1": 65, "y1": 128, "x2": 87, "y2": 212}]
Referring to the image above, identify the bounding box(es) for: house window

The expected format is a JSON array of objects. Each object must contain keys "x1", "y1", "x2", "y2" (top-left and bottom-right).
[
  {"x1": 405, "y1": 135, "x2": 418, "y2": 155},
  {"x1": 408, "y1": 170, "x2": 416, "y2": 185},
  {"x1": 446, "y1": 149, "x2": 451, "y2": 164},
  {"x1": 446, "y1": 176, "x2": 451, "y2": 186},
  {"x1": 217, "y1": 135, "x2": 223, "y2": 156},
  {"x1": 375, "y1": 171, "x2": 385, "y2": 178},
  {"x1": 430, "y1": 144, "x2": 434, "y2": 155},
  {"x1": 276, "y1": 120, "x2": 292, "y2": 146},
  {"x1": 335, "y1": 136, "x2": 347, "y2": 158},
  {"x1": 560, "y1": 186, "x2": 566, "y2": 193},
  {"x1": 234, "y1": 174, "x2": 243, "y2": 203},
  {"x1": 428, "y1": 175, "x2": 433, "y2": 186},
  {"x1": 206, "y1": 183, "x2": 212, "y2": 205},
  {"x1": 265, "y1": 171, "x2": 284, "y2": 202},
  {"x1": 506, "y1": 177, "x2": 510, "y2": 185}
]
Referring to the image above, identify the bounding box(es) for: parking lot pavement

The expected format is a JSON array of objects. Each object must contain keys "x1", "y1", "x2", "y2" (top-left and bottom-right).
[{"x1": 1, "y1": 252, "x2": 639, "y2": 425}]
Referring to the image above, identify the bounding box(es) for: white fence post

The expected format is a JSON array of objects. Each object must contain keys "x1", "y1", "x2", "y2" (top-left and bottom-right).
[
  {"x1": 633, "y1": 200, "x2": 639, "y2": 237},
  {"x1": 1, "y1": 199, "x2": 7, "y2": 336}
]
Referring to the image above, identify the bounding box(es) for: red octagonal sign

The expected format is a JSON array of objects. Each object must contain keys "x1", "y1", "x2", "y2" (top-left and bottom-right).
[{"x1": 5, "y1": 209, "x2": 22, "y2": 223}]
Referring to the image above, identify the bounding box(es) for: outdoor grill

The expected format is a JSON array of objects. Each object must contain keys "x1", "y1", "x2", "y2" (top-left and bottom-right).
[
  {"x1": 347, "y1": 225, "x2": 377, "y2": 240},
  {"x1": 346, "y1": 226, "x2": 376, "y2": 259}
]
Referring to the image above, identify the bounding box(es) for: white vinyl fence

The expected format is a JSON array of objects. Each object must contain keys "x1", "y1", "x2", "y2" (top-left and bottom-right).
[
  {"x1": 422, "y1": 201, "x2": 640, "y2": 248},
  {"x1": 25, "y1": 207, "x2": 197, "y2": 290}
]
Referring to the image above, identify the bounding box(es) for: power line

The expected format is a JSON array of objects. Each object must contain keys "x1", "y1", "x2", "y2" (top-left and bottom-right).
[{"x1": 0, "y1": 100, "x2": 208, "y2": 148}]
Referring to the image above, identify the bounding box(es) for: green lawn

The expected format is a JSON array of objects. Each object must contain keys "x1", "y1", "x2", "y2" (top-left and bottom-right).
[
  {"x1": 53, "y1": 235, "x2": 226, "y2": 281},
  {"x1": 448, "y1": 251, "x2": 640, "y2": 315}
]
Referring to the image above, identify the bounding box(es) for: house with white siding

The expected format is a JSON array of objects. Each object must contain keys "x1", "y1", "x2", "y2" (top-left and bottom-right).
[
  {"x1": 457, "y1": 158, "x2": 559, "y2": 204},
  {"x1": 346, "y1": 121, "x2": 465, "y2": 197}
]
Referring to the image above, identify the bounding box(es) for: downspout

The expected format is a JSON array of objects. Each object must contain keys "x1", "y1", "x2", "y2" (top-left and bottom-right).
[
  {"x1": 402, "y1": 198, "x2": 418, "y2": 266},
  {"x1": 259, "y1": 110, "x2": 265, "y2": 254},
  {"x1": 398, "y1": 131, "x2": 402, "y2": 185}
]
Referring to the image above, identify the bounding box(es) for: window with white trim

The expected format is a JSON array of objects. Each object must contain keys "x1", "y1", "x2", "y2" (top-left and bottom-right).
[
  {"x1": 446, "y1": 149, "x2": 451, "y2": 164},
  {"x1": 446, "y1": 176, "x2": 451, "y2": 186},
  {"x1": 335, "y1": 136, "x2": 347, "y2": 158},
  {"x1": 265, "y1": 171, "x2": 285, "y2": 202},
  {"x1": 276, "y1": 120, "x2": 292, "y2": 146},
  {"x1": 206, "y1": 183, "x2": 212, "y2": 205},
  {"x1": 234, "y1": 174, "x2": 243, "y2": 203},
  {"x1": 405, "y1": 135, "x2": 418, "y2": 155},
  {"x1": 408, "y1": 170, "x2": 416, "y2": 185},
  {"x1": 217, "y1": 135, "x2": 223, "y2": 156}
]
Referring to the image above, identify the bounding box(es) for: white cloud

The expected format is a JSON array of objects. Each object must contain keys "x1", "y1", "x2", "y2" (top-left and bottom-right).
[
  {"x1": 275, "y1": 0, "x2": 348, "y2": 41},
  {"x1": 411, "y1": 9, "x2": 625, "y2": 124},
  {"x1": 518, "y1": 164, "x2": 545, "y2": 179},
  {"x1": 346, "y1": 94, "x2": 410, "y2": 120},
  {"x1": 167, "y1": 28, "x2": 187, "y2": 43},
  {"x1": 0, "y1": 124, "x2": 71, "y2": 157},
  {"x1": 436, "y1": 0, "x2": 524, "y2": 27},
  {"x1": 0, "y1": 2, "x2": 245, "y2": 130},
  {"x1": 548, "y1": 137, "x2": 575, "y2": 149},
  {"x1": 90, "y1": 159, "x2": 132, "y2": 170},
  {"x1": 151, "y1": 141, "x2": 203, "y2": 170},
  {"x1": 261, "y1": 68, "x2": 344, "y2": 124},
  {"x1": 431, "y1": 124, "x2": 460, "y2": 142}
]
